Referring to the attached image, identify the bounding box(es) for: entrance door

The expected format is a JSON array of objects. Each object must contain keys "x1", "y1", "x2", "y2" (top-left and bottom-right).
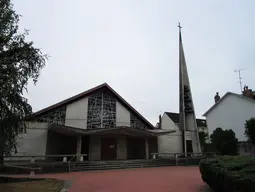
[
  {"x1": 186, "y1": 140, "x2": 193, "y2": 154},
  {"x1": 101, "y1": 138, "x2": 117, "y2": 160},
  {"x1": 148, "y1": 138, "x2": 158, "y2": 159},
  {"x1": 127, "y1": 138, "x2": 145, "y2": 159},
  {"x1": 81, "y1": 136, "x2": 90, "y2": 160}
]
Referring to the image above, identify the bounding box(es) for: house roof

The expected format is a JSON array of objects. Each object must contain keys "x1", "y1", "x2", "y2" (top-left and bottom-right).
[
  {"x1": 26, "y1": 83, "x2": 155, "y2": 129},
  {"x1": 203, "y1": 92, "x2": 255, "y2": 116},
  {"x1": 165, "y1": 112, "x2": 207, "y2": 127}
]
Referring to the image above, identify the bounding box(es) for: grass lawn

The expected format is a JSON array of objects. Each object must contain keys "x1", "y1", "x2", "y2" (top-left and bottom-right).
[{"x1": 0, "y1": 178, "x2": 64, "y2": 192}]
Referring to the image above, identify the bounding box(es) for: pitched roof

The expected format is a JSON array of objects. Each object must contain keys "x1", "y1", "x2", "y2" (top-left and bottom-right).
[
  {"x1": 203, "y1": 92, "x2": 255, "y2": 116},
  {"x1": 165, "y1": 112, "x2": 207, "y2": 127},
  {"x1": 27, "y1": 83, "x2": 155, "y2": 129}
]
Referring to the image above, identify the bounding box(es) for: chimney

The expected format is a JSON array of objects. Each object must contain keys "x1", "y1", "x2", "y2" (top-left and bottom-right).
[
  {"x1": 214, "y1": 92, "x2": 220, "y2": 103},
  {"x1": 159, "y1": 115, "x2": 162, "y2": 129},
  {"x1": 243, "y1": 85, "x2": 254, "y2": 99}
]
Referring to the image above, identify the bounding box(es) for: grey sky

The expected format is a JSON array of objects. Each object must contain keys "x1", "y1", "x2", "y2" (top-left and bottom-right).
[{"x1": 14, "y1": 0, "x2": 255, "y2": 125}]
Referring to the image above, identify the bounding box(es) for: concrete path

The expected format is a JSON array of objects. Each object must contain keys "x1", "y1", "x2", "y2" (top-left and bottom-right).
[{"x1": 1, "y1": 166, "x2": 208, "y2": 192}]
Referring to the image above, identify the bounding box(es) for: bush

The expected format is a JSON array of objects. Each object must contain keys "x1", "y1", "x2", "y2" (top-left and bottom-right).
[{"x1": 199, "y1": 156, "x2": 255, "y2": 192}]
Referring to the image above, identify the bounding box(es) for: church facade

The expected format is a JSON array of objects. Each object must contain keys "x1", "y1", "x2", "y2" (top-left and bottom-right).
[{"x1": 14, "y1": 83, "x2": 177, "y2": 161}]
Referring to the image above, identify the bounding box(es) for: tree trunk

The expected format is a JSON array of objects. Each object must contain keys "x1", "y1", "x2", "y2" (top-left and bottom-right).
[{"x1": 0, "y1": 127, "x2": 4, "y2": 164}]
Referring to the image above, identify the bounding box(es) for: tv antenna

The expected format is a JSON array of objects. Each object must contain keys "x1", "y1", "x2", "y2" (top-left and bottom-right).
[{"x1": 234, "y1": 68, "x2": 245, "y2": 93}]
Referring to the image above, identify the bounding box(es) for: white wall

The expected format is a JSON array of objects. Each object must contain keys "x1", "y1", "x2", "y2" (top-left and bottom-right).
[
  {"x1": 186, "y1": 113, "x2": 196, "y2": 131},
  {"x1": 116, "y1": 101, "x2": 130, "y2": 127},
  {"x1": 158, "y1": 130, "x2": 182, "y2": 153},
  {"x1": 7, "y1": 122, "x2": 48, "y2": 160},
  {"x1": 65, "y1": 97, "x2": 88, "y2": 129},
  {"x1": 159, "y1": 114, "x2": 181, "y2": 153},
  {"x1": 205, "y1": 94, "x2": 255, "y2": 141},
  {"x1": 159, "y1": 113, "x2": 201, "y2": 153},
  {"x1": 161, "y1": 113, "x2": 179, "y2": 130}
]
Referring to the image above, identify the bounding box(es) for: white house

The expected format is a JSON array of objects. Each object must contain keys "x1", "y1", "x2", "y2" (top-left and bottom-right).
[{"x1": 203, "y1": 87, "x2": 255, "y2": 142}]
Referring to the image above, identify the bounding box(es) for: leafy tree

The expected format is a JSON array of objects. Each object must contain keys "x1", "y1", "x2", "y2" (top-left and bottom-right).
[
  {"x1": 210, "y1": 127, "x2": 238, "y2": 155},
  {"x1": 244, "y1": 118, "x2": 255, "y2": 144},
  {"x1": 0, "y1": 0, "x2": 47, "y2": 164}
]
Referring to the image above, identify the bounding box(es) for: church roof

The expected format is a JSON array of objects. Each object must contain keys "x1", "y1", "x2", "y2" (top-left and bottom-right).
[
  {"x1": 27, "y1": 83, "x2": 155, "y2": 129},
  {"x1": 165, "y1": 112, "x2": 207, "y2": 127},
  {"x1": 49, "y1": 124, "x2": 175, "y2": 137},
  {"x1": 203, "y1": 92, "x2": 255, "y2": 116}
]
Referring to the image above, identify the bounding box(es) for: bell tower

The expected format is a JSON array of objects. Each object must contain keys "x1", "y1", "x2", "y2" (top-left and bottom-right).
[{"x1": 178, "y1": 23, "x2": 201, "y2": 154}]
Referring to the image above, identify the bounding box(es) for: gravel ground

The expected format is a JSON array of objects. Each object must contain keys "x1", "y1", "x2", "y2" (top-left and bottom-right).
[{"x1": 0, "y1": 178, "x2": 64, "y2": 192}]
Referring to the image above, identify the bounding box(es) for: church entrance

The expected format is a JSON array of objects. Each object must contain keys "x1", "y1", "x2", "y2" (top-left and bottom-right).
[
  {"x1": 127, "y1": 137, "x2": 145, "y2": 159},
  {"x1": 81, "y1": 136, "x2": 90, "y2": 161},
  {"x1": 186, "y1": 140, "x2": 193, "y2": 154},
  {"x1": 101, "y1": 138, "x2": 117, "y2": 160}
]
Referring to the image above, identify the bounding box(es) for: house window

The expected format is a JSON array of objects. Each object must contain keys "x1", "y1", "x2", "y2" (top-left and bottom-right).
[{"x1": 87, "y1": 91, "x2": 116, "y2": 129}]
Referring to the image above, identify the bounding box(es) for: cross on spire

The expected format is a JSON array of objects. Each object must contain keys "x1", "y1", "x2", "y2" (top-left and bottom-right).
[{"x1": 178, "y1": 22, "x2": 182, "y2": 31}]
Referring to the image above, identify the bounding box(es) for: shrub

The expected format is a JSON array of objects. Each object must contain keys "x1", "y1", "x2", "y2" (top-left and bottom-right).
[{"x1": 199, "y1": 156, "x2": 255, "y2": 192}]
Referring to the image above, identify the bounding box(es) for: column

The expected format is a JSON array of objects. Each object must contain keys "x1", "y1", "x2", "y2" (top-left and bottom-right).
[
  {"x1": 76, "y1": 135, "x2": 82, "y2": 161},
  {"x1": 145, "y1": 138, "x2": 149, "y2": 159},
  {"x1": 117, "y1": 136, "x2": 127, "y2": 160}
]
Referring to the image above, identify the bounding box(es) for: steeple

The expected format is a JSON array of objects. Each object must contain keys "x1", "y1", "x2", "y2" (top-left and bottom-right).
[{"x1": 178, "y1": 23, "x2": 201, "y2": 155}]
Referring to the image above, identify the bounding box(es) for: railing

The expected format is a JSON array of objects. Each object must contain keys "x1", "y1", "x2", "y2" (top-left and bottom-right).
[
  {"x1": 4, "y1": 154, "x2": 82, "y2": 163},
  {"x1": 4, "y1": 154, "x2": 89, "y2": 172},
  {"x1": 4, "y1": 152, "x2": 215, "y2": 163},
  {"x1": 150, "y1": 152, "x2": 216, "y2": 158}
]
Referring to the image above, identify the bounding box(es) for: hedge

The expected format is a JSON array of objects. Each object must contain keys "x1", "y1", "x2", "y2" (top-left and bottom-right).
[{"x1": 199, "y1": 156, "x2": 255, "y2": 192}]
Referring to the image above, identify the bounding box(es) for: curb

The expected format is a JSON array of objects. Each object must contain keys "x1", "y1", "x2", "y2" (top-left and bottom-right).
[{"x1": 60, "y1": 180, "x2": 72, "y2": 192}]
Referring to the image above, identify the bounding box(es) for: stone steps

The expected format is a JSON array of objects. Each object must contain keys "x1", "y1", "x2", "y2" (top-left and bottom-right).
[{"x1": 71, "y1": 159, "x2": 178, "y2": 172}]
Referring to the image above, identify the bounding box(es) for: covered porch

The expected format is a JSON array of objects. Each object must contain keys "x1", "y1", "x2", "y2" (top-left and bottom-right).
[{"x1": 45, "y1": 124, "x2": 175, "y2": 161}]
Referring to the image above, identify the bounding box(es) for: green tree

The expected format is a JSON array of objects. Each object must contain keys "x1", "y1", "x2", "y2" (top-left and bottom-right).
[
  {"x1": 210, "y1": 127, "x2": 238, "y2": 155},
  {"x1": 244, "y1": 118, "x2": 255, "y2": 144},
  {"x1": 0, "y1": 0, "x2": 47, "y2": 164}
]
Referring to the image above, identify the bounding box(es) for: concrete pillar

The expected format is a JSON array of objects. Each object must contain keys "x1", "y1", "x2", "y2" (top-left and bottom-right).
[
  {"x1": 76, "y1": 136, "x2": 82, "y2": 161},
  {"x1": 117, "y1": 136, "x2": 127, "y2": 160},
  {"x1": 145, "y1": 139, "x2": 149, "y2": 159}
]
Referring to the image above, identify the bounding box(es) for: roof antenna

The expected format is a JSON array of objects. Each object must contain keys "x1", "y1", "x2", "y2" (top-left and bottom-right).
[{"x1": 234, "y1": 68, "x2": 245, "y2": 94}]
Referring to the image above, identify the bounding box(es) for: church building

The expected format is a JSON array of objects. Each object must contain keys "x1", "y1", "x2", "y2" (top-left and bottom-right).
[
  {"x1": 16, "y1": 83, "x2": 175, "y2": 161},
  {"x1": 7, "y1": 24, "x2": 202, "y2": 162}
]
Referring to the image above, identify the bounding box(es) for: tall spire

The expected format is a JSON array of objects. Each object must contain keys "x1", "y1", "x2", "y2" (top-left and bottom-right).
[{"x1": 178, "y1": 23, "x2": 201, "y2": 155}]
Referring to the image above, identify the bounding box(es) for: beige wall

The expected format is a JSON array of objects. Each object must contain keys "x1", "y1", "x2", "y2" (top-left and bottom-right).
[
  {"x1": 65, "y1": 97, "x2": 88, "y2": 129},
  {"x1": 159, "y1": 113, "x2": 201, "y2": 154},
  {"x1": 116, "y1": 101, "x2": 130, "y2": 127},
  {"x1": 158, "y1": 130, "x2": 182, "y2": 154},
  {"x1": 6, "y1": 122, "x2": 49, "y2": 161},
  {"x1": 161, "y1": 113, "x2": 179, "y2": 130},
  {"x1": 158, "y1": 130, "x2": 201, "y2": 154},
  {"x1": 159, "y1": 113, "x2": 182, "y2": 154},
  {"x1": 65, "y1": 98, "x2": 131, "y2": 129}
]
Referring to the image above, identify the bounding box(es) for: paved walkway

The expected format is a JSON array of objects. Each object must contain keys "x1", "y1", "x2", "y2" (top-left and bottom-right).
[{"x1": 2, "y1": 166, "x2": 208, "y2": 192}]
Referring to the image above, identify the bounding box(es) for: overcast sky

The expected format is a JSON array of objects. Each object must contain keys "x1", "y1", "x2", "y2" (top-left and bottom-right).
[{"x1": 13, "y1": 0, "x2": 255, "y2": 125}]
